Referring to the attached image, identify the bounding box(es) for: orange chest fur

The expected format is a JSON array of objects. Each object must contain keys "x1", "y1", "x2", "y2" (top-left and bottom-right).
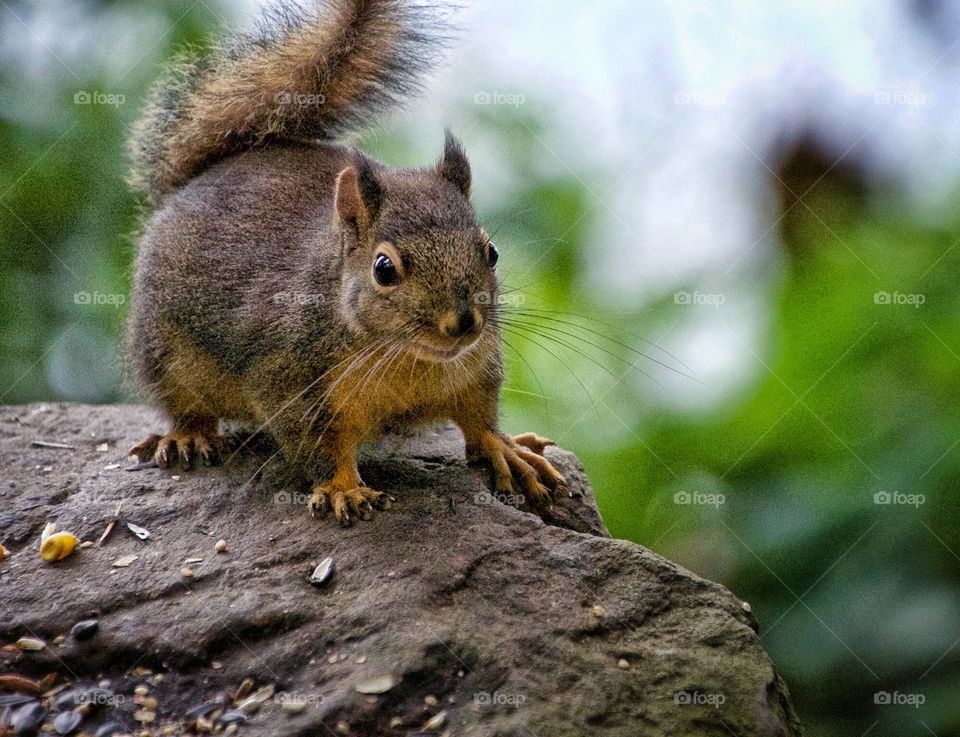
[{"x1": 326, "y1": 352, "x2": 476, "y2": 435}]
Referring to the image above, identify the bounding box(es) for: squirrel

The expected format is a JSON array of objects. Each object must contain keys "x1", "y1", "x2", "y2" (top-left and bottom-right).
[{"x1": 126, "y1": 0, "x2": 567, "y2": 525}]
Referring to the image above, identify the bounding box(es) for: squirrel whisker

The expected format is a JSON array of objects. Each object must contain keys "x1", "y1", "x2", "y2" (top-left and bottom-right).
[{"x1": 500, "y1": 304, "x2": 696, "y2": 377}]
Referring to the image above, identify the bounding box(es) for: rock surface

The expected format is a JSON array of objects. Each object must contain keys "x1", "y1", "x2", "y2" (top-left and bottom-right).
[{"x1": 0, "y1": 403, "x2": 802, "y2": 736}]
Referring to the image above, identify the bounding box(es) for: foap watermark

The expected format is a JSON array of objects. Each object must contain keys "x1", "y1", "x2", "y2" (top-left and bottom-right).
[
  {"x1": 874, "y1": 690, "x2": 925, "y2": 708},
  {"x1": 873, "y1": 90, "x2": 931, "y2": 108},
  {"x1": 274, "y1": 91, "x2": 325, "y2": 107},
  {"x1": 274, "y1": 691, "x2": 324, "y2": 708},
  {"x1": 474, "y1": 490, "x2": 525, "y2": 507},
  {"x1": 474, "y1": 690, "x2": 526, "y2": 707},
  {"x1": 74, "y1": 90, "x2": 126, "y2": 108},
  {"x1": 273, "y1": 291, "x2": 325, "y2": 307},
  {"x1": 674, "y1": 690, "x2": 726, "y2": 707},
  {"x1": 673, "y1": 90, "x2": 726, "y2": 107},
  {"x1": 873, "y1": 490, "x2": 925, "y2": 508},
  {"x1": 74, "y1": 690, "x2": 126, "y2": 708},
  {"x1": 673, "y1": 490, "x2": 725, "y2": 508},
  {"x1": 474, "y1": 291, "x2": 525, "y2": 307},
  {"x1": 874, "y1": 291, "x2": 924, "y2": 308},
  {"x1": 75, "y1": 291, "x2": 126, "y2": 308},
  {"x1": 473, "y1": 90, "x2": 526, "y2": 107},
  {"x1": 273, "y1": 490, "x2": 311, "y2": 506},
  {"x1": 674, "y1": 290, "x2": 726, "y2": 307}
]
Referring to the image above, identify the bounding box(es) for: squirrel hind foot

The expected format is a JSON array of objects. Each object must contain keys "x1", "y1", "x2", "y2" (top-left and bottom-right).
[
  {"x1": 129, "y1": 419, "x2": 224, "y2": 471},
  {"x1": 309, "y1": 483, "x2": 394, "y2": 527}
]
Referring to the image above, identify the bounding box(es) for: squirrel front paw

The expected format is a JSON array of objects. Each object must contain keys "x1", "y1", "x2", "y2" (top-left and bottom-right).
[
  {"x1": 309, "y1": 483, "x2": 394, "y2": 526},
  {"x1": 468, "y1": 431, "x2": 567, "y2": 511},
  {"x1": 129, "y1": 420, "x2": 224, "y2": 471}
]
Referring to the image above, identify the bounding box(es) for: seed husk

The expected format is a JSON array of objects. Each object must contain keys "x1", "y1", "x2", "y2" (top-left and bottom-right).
[
  {"x1": 11, "y1": 701, "x2": 46, "y2": 736},
  {"x1": 133, "y1": 709, "x2": 155, "y2": 723},
  {"x1": 52, "y1": 710, "x2": 82, "y2": 736},
  {"x1": 94, "y1": 722, "x2": 124, "y2": 737},
  {"x1": 125, "y1": 522, "x2": 151, "y2": 540},
  {"x1": 185, "y1": 700, "x2": 221, "y2": 720},
  {"x1": 233, "y1": 678, "x2": 254, "y2": 703},
  {"x1": 112, "y1": 554, "x2": 137, "y2": 568},
  {"x1": 15, "y1": 637, "x2": 45, "y2": 652},
  {"x1": 40, "y1": 523, "x2": 56, "y2": 544},
  {"x1": 218, "y1": 710, "x2": 247, "y2": 725},
  {"x1": 71, "y1": 620, "x2": 99, "y2": 641},
  {"x1": 281, "y1": 700, "x2": 307, "y2": 715},
  {"x1": 0, "y1": 675, "x2": 42, "y2": 695},
  {"x1": 31, "y1": 441, "x2": 75, "y2": 450},
  {"x1": 423, "y1": 710, "x2": 448, "y2": 730},
  {"x1": 308, "y1": 557, "x2": 335, "y2": 586},
  {"x1": 236, "y1": 685, "x2": 274, "y2": 714},
  {"x1": 0, "y1": 697, "x2": 35, "y2": 711},
  {"x1": 54, "y1": 692, "x2": 78, "y2": 712},
  {"x1": 354, "y1": 673, "x2": 397, "y2": 695}
]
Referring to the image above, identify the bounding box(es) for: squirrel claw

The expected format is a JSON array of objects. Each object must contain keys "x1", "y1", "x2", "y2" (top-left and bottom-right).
[
  {"x1": 309, "y1": 484, "x2": 392, "y2": 526},
  {"x1": 129, "y1": 426, "x2": 222, "y2": 471},
  {"x1": 473, "y1": 431, "x2": 567, "y2": 514}
]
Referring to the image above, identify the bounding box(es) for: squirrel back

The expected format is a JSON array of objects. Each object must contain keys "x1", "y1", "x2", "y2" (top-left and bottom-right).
[{"x1": 129, "y1": 0, "x2": 447, "y2": 206}]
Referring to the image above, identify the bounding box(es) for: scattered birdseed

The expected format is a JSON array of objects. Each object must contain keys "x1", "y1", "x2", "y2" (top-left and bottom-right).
[
  {"x1": 423, "y1": 711, "x2": 447, "y2": 730},
  {"x1": 355, "y1": 674, "x2": 397, "y2": 695},
  {"x1": 281, "y1": 700, "x2": 307, "y2": 715},
  {"x1": 309, "y1": 557, "x2": 335, "y2": 586},
  {"x1": 16, "y1": 637, "x2": 45, "y2": 651},
  {"x1": 112, "y1": 554, "x2": 138, "y2": 568}
]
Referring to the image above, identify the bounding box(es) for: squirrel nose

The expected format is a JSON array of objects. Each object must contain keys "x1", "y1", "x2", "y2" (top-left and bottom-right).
[{"x1": 440, "y1": 309, "x2": 480, "y2": 338}]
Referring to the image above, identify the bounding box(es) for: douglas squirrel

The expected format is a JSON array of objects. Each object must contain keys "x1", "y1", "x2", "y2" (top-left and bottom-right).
[{"x1": 127, "y1": 0, "x2": 567, "y2": 525}]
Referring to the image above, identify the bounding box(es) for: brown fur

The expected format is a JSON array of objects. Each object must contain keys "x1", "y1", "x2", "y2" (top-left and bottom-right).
[{"x1": 127, "y1": 1, "x2": 564, "y2": 524}]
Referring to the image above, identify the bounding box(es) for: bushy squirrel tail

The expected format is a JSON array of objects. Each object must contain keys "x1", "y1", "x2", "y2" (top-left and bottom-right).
[{"x1": 129, "y1": 0, "x2": 448, "y2": 205}]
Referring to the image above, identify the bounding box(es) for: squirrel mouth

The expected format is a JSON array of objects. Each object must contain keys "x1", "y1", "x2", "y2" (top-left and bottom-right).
[{"x1": 408, "y1": 339, "x2": 476, "y2": 363}]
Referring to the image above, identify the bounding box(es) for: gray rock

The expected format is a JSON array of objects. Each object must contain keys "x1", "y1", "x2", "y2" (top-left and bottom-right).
[{"x1": 0, "y1": 404, "x2": 802, "y2": 736}]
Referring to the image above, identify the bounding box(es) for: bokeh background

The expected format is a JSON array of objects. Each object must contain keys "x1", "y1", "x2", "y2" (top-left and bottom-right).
[{"x1": 2, "y1": 0, "x2": 959, "y2": 734}]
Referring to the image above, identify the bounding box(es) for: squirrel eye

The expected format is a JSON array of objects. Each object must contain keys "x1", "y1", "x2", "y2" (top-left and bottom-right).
[
  {"x1": 373, "y1": 253, "x2": 401, "y2": 286},
  {"x1": 487, "y1": 242, "x2": 499, "y2": 268}
]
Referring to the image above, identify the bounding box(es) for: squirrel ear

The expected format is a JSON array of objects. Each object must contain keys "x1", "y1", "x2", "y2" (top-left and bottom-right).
[
  {"x1": 335, "y1": 153, "x2": 383, "y2": 231},
  {"x1": 437, "y1": 130, "x2": 471, "y2": 198}
]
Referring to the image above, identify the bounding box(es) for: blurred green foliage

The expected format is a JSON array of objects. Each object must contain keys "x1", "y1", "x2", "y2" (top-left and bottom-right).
[{"x1": 1, "y1": 3, "x2": 958, "y2": 736}]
